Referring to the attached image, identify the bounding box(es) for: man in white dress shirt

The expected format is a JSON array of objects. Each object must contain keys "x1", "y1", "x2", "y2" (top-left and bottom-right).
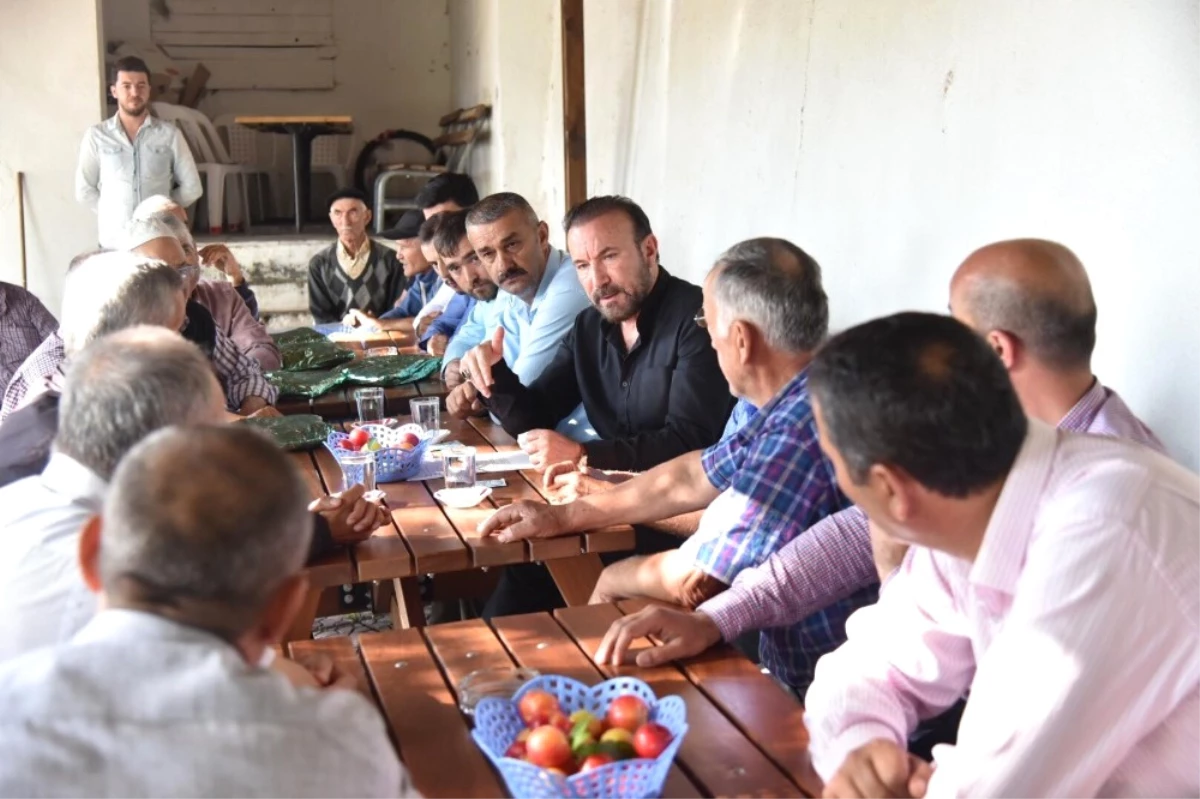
[
  {"x1": 0, "y1": 423, "x2": 416, "y2": 797},
  {"x1": 803, "y1": 312, "x2": 1198, "y2": 798}
]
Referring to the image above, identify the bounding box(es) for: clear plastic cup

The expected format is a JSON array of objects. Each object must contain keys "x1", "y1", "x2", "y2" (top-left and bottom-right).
[
  {"x1": 338, "y1": 449, "x2": 377, "y2": 493},
  {"x1": 443, "y1": 445, "x2": 476, "y2": 489},
  {"x1": 354, "y1": 387, "x2": 385, "y2": 424},
  {"x1": 410, "y1": 397, "x2": 441, "y2": 433}
]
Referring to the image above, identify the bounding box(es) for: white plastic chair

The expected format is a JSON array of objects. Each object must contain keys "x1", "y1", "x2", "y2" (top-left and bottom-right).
[
  {"x1": 213, "y1": 113, "x2": 280, "y2": 221},
  {"x1": 153, "y1": 103, "x2": 264, "y2": 233}
]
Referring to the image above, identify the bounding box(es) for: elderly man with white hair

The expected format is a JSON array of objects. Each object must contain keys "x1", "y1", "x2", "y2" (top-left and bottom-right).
[{"x1": 131, "y1": 197, "x2": 280, "y2": 371}]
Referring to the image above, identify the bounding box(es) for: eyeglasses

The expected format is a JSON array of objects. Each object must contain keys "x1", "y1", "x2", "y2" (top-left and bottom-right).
[{"x1": 693, "y1": 311, "x2": 708, "y2": 329}]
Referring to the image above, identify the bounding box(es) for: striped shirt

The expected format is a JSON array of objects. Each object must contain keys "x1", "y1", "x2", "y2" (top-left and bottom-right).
[
  {"x1": 682, "y1": 369, "x2": 870, "y2": 694},
  {"x1": 700, "y1": 379, "x2": 1167, "y2": 679},
  {"x1": 805, "y1": 421, "x2": 1199, "y2": 796}
]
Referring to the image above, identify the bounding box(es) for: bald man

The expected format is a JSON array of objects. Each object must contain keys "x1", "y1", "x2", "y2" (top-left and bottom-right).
[
  {"x1": 593, "y1": 238, "x2": 1167, "y2": 692},
  {"x1": 0, "y1": 425, "x2": 415, "y2": 796}
]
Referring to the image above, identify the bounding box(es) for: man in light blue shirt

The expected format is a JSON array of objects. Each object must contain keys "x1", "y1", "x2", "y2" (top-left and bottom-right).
[
  {"x1": 75, "y1": 56, "x2": 202, "y2": 248},
  {"x1": 443, "y1": 194, "x2": 592, "y2": 433}
]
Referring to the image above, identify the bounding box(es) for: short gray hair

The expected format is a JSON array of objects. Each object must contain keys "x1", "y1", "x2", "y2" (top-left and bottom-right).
[
  {"x1": 465, "y1": 191, "x2": 539, "y2": 229},
  {"x1": 56, "y1": 326, "x2": 222, "y2": 480},
  {"x1": 100, "y1": 425, "x2": 313, "y2": 630},
  {"x1": 59, "y1": 252, "x2": 184, "y2": 355},
  {"x1": 131, "y1": 206, "x2": 195, "y2": 250},
  {"x1": 131, "y1": 194, "x2": 181, "y2": 220},
  {"x1": 711, "y1": 237, "x2": 829, "y2": 353}
]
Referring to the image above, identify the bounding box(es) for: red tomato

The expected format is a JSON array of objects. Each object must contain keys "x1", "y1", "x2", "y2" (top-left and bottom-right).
[
  {"x1": 548, "y1": 711, "x2": 572, "y2": 733},
  {"x1": 337, "y1": 439, "x2": 357, "y2": 451},
  {"x1": 605, "y1": 695, "x2": 649, "y2": 733},
  {"x1": 348, "y1": 428, "x2": 371, "y2": 448},
  {"x1": 579, "y1": 753, "x2": 614, "y2": 773},
  {"x1": 504, "y1": 741, "x2": 527, "y2": 760},
  {"x1": 401, "y1": 432, "x2": 421, "y2": 447},
  {"x1": 632, "y1": 722, "x2": 673, "y2": 759},
  {"x1": 525, "y1": 725, "x2": 572, "y2": 769},
  {"x1": 518, "y1": 689, "x2": 561, "y2": 726}
]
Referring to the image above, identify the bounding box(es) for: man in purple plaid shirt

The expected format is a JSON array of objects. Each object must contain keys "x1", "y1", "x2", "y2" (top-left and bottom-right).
[
  {"x1": 593, "y1": 239, "x2": 1166, "y2": 703},
  {"x1": 0, "y1": 283, "x2": 57, "y2": 391},
  {"x1": 481, "y1": 237, "x2": 873, "y2": 696}
]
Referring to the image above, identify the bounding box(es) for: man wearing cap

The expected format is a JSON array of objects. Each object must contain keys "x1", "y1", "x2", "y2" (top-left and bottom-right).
[
  {"x1": 307, "y1": 188, "x2": 406, "y2": 324},
  {"x1": 378, "y1": 210, "x2": 440, "y2": 320}
]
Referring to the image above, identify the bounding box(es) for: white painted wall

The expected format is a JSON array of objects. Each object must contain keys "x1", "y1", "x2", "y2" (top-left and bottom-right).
[
  {"x1": 0, "y1": 0, "x2": 106, "y2": 314},
  {"x1": 450, "y1": 0, "x2": 1200, "y2": 469},
  {"x1": 104, "y1": 0, "x2": 452, "y2": 169}
]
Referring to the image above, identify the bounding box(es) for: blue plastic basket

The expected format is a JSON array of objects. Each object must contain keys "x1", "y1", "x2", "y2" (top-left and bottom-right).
[
  {"x1": 473, "y1": 675, "x2": 688, "y2": 799},
  {"x1": 324, "y1": 423, "x2": 431, "y2": 483}
]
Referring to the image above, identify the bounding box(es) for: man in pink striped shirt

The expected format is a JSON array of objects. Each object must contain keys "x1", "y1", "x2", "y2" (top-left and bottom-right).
[
  {"x1": 596, "y1": 240, "x2": 1166, "y2": 684},
  {"x1": 802, "y1": 312, "x2": 1197, "y2": 797}
]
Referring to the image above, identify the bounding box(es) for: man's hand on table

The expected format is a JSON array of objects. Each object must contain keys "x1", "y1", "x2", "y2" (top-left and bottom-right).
[
  {"x1": 416, "y1": 311, "x2": 441, "y2": 338},
  {"x1": 822, "y1": 739, "x2": 932, "y2": 799},
  {"x1": 478, "y1": 500, "x2": 570, "y2": 543},
  {"x1": 341, "y1": 309, "x2": 377, "y2": 329},
  {"x1": 198, "y1": 243, "x2": 245, "y2": 287},
  {"x1": 543, "y1": 461, "x2": 629, "y2": 504},
  {"x1": 593, "y1": 604, "x2": 723, "y2": 668},
  {"x1": 446, "y1": 382, "x2": 486, "y2": 418},
  {"x1": 444, "y1": 359, "x2": 465, "y2": 390},
  {"x1": 460, "y1": 327, "x2": 505, "y2": 398},
  {"x1": 274, "y1": 653, "x2": 359, "y2": 693},
  {"x1": 518, "y1": 429, "x2": 584, "y2": 473},
  {"x1": 309, "y1": 483, "x2": 389, "y2": 545},
  {"x1": 427, "y1": 333, "x2": 449, "y2": 357}
]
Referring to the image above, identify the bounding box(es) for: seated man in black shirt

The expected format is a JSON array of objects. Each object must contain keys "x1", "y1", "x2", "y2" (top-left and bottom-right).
[
  {"x1": 459, "y1": 196, "x2": 734, "y2": 616},
  {"x1": 461, "y1": 195, "x2": 733, "y2": 472}
]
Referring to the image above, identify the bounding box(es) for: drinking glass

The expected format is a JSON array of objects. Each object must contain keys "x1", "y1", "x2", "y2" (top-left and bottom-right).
[
  {"x1": 443, "y1": 446, "x2": 477, "y2": 490},
  {"x1": 354, "y1": 387, "x2": 385, "y2": 424},
  {"x1": 410, "y1": 397, "x2": 441, "y2": 433},
  {"x1": 338, "y1": 449, "x2": 377, "y2": 493}
]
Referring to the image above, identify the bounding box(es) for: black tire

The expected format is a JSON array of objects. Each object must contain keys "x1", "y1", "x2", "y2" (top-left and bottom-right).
[{"x1": 352, "y1": 129, "x2": 439, "y2": 193}]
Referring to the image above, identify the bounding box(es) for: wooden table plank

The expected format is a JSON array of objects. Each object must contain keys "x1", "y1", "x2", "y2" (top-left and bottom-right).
[
  {"x1": 311, "y1": 386, "x2": 351, "y2": 419},
  {"x1": 555, "y1": 604, "x2": 804, "y2": 798},
  {"x1": 377, "y1": 478, "x2": 472, "y2": 575},
  {"x1": 416, "y1": 379, "x2": 448, "y2": 403},
  {"x1": 289, "y1": 450, "x2": 354, "y2": 586},
  {"x1": 360, "y1": 629, "x2": 507, "y2": 798},
  {"x1": 312, "y1": 445, "x2": 415, "y2": 580},
  {"x1": 276, "y1": 396, "x2": 314, "y2": 415},
  {"x1": 491, "y1": 612, "x2": 704, "y2": 799},
  {"x1": 383, "y1": 384, "x2": 422, "y2": 416},
  {"x1": 287, "y1": 636, "x2": 373, "y2": 700},
  {"x1": 423, "y1": 619, "x2": 518, "y2": 697},
  {"x1": 424, "y1": 477, "x2": 527, "y2": 567},
  {"x1": 617, "y1": 600, "x2": 821, "y2": 797}
]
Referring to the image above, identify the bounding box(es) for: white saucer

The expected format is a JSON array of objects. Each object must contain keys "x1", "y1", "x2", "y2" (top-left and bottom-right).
[{"x1": 434, "y1": 486, "x2": 493, "y2": 509}]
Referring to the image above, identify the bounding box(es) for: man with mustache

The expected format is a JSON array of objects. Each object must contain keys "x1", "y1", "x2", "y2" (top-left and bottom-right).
[
  {"x1": 461, "y1": 196, "x2": 733, "y2": 617},
  {"x1": 444, "y1": 193, "x2": 592, "y2": 431},
  {"x1": 75, "y1": 57, "x2": 203, "y2": 249}
]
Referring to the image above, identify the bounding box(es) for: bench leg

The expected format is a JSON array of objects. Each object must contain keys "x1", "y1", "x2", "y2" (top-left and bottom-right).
[
  {"x1": 546, "y1": 553, "x2": 605, "y2": 606},
  {"x1": 391, "y1": 576, "x2": 425, "y2": 629}
]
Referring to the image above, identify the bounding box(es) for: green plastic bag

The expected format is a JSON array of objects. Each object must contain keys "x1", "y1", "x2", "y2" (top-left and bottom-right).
[
  {"x1": 341, "y1": 354, "x2": 442, "y2": 386},
  {"x1": 242, "y1": 413, "x2": 330, "y2": 451},
  {"x1": 271, "y1": 327, "x2": 326, "y2": 348},
  {"x1": 266, "y1": 368, "x2": 348, "y2": 398},
  {"x1": 278, "y1": 340, "x2": 356, "y2": 372}
]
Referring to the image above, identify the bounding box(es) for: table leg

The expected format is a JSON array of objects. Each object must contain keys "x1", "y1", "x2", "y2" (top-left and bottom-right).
[
  {"x1": 391, "y1": 576, "x2": 425, "y2": 629},
  {"x1": 546, "y1": 553, "x2": 606, "y2": 606},
  {"x1": 291, "y1": 130, "x2": 314, "y2": 233}
]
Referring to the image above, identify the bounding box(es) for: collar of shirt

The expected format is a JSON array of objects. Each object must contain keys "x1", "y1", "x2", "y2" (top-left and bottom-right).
[
  {"x1": 1057, "y1": 377, "x2": 1106, "y2": 432},
  {"x1": 968, "y1": 420, "x2": 1058, "y2": 596},
  {"x1": 505, "y1": 247, "x2": 571, "y2": 321},
  {"x1": 40, "y1": 452, "x2": 107, "y2": 514},
  {"x1": 73, "y1": 607, "x2": 244, "y2": 657},
  {"x1": 104, "y1": 112, "x2": 159, "y2": 144},
  {"x1": 599, "y1": 265, "x2": 677, "y2": 355}
]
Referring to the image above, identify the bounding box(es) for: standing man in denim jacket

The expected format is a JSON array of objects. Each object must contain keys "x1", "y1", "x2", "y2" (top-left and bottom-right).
[{"x1": 75, "y1": 56, "x2": 203, "y2": 248}]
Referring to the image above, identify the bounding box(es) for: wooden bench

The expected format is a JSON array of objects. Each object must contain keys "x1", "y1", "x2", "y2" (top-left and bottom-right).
[{"x1": 288, "y1": 602, "x2": 822, "y2": 798}]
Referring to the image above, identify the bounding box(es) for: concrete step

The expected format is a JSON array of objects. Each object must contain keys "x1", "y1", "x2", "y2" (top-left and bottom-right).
[{"x1": 199, "y1": 236, "x2": 329, "y2": 330}]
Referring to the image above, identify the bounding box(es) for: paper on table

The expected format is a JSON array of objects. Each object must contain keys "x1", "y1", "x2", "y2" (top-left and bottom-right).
[{"x1": 403, "y1": 449, "x2": 534, "y2": 482}]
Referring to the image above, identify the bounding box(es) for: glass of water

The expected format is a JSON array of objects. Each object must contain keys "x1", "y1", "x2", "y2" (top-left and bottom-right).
[
  {"x1": 354, "y1": 387, "x2": 385, "y2": 424},
  {"x1": 410, "y1": 397, "x2": 441, "y2": 433},
  {"x1": 338, "y1": 449, "x2": 377, "y2": 493},
  {"x1": 443, "y1": 446, "x2": 476, "y2": 489}
]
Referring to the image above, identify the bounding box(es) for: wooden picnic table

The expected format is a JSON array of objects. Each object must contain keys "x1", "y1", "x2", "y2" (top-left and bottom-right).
[
  {"x1": 288, "y1": 601, "x2": 822, "y2": 798},
  {"x1": 291, "y1": 414, "x2": 636, "y2": 638}
]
